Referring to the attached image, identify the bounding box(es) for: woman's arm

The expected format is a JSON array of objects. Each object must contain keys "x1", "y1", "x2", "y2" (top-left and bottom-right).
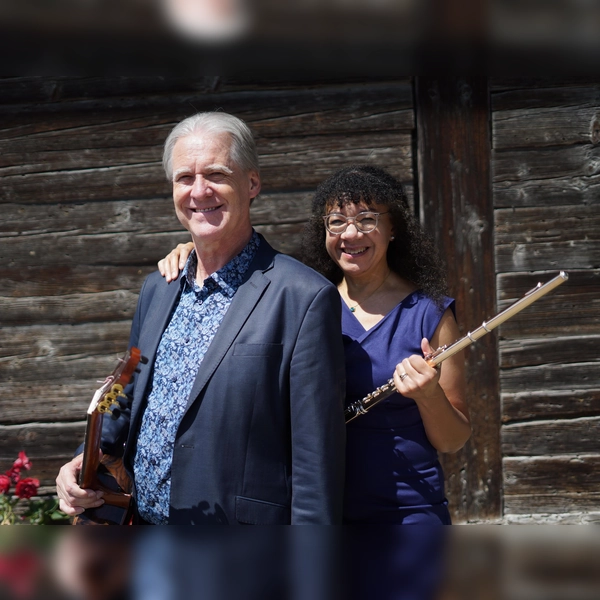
[
  {"x1": 157, "y1": 242, "x2": 194, "y2": 282},
  {"x1": 393, "y1": 309, "x2": 471, "y2": 453}
]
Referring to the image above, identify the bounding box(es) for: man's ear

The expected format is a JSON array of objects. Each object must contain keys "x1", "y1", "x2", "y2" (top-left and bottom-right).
[{"x1": 248, "y1": 171, "x2": 261, "y2": 200}]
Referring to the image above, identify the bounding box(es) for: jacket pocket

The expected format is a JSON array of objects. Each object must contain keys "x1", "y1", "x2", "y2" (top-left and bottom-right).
[{"x1": 235, "y1": 496, "x2": 290, "y2": 525}]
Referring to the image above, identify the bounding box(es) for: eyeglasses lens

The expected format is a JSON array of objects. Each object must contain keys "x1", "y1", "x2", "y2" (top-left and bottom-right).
[{"x1": 325, "y1": 212, "x2": 378, "y2": 234}]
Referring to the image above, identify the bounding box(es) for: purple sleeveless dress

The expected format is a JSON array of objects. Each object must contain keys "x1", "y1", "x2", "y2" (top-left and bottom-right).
[{"x1": 342, "y1": 290, "x2": 454, "y2": 524}]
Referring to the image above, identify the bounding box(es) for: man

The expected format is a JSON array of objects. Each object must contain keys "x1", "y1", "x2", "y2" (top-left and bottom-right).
[{"x1": 56, "y1": 112, "x2": 346, "y2": 524}]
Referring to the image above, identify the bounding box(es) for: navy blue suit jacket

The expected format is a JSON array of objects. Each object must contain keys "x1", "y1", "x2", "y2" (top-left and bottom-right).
[{"x1": 102, "y1": 235, "x2": 346, "y2": 524}]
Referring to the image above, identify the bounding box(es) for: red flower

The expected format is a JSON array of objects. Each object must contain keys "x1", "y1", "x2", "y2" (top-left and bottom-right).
[
  {"x1": 0, "y1": 474, "x2": 10, "y2": 495},
  {"x1": 14, "y1": 478, "x2": 39, "y2": 500},
  {"x1": 13, "y1": 451, "x2": 31, "y2": 472},
  {"x1": 5, "y1": 466, "x2": 21, "y2": 484}
]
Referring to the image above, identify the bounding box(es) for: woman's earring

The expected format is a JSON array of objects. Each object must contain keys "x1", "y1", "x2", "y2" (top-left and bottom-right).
[{"x1": 390, "y1": 236, "x2": 395, "y2": 241}]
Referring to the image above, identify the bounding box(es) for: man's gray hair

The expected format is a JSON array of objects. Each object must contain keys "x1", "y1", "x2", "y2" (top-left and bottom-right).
[{"x1": 162, "y1": 112, "x2": 260, "y2": 181}]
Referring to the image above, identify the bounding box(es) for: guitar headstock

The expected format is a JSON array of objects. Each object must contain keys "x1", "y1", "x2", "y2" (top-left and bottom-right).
[{"x1": 87, "y1": 347, "x2": 143, "y2": 418}]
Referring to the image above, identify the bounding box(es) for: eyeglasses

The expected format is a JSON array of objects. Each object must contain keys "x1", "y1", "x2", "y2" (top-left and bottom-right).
[{"x1": 323, "y1": 211, "x2": 389, "y2": 235}]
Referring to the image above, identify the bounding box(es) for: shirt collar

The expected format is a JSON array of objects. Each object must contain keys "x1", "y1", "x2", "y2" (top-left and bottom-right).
[{"x1": 180, "y1": 230, "x2": 261, "y2": 297}]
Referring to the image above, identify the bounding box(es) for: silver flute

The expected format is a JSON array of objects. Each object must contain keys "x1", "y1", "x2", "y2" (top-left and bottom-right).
[{"x1": 344, "y1": 271, "x2": 569, "y2": 424}]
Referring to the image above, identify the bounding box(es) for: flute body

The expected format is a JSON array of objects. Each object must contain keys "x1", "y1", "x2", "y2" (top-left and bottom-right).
[{"x1": 344, "y1": 271, "x2": 568, "y2": 424}]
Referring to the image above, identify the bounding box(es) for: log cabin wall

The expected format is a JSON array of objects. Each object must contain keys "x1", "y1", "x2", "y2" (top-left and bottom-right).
[
  {"x1": 491, "y1": 79, "x2": 600, "y2": 521},
  {"x1": 2, "y1": 76, "x2": 598, "y2": 523},
  {"x1": 0, "y1": 76, "x2": 414, "y2": 495}
]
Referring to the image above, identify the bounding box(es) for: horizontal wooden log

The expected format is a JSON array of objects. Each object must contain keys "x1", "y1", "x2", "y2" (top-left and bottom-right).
[
  {"x1": 496, "y1": 239, "x2": 600, "y2": 272},
  {"x1": 500, "y1": 362, "x2": 599, "y2": 395},
  {"x1": 495, "y1": 205, "x2": 600, "y2": 246},
  {"x1": 0, "y1": 198, "x2": 181, "y2": 239},
  {"x1": 0, "y1": 422, "x2": 86, "y2": 487},
  {"x1": 499, "y1": 335, "x2": 600, "y2": 368},
  {"x1": 494, "y1": 186, "x2": 600, "y2": 273},
  {"x1": 497, "y1": 269, "x2": 599, "y2": 300},
  {"x1": 0, "y1": 145, "x2": 164, "y2": 176},
  {"x1": 502, "y1": 417, "x2": 600, "y2": 456},
  {"x1": 1, "y1": 81, "x2": 413, "y2": 136},
  {"x1": 258, "y1": 133, "x2": 413, "y2": 192},
  {"x1": 1, "y1": 162, "x2": 170, "y2": 204},
  {"x1": 494, "y1": 270, "x2": 600, "y2": 337},
  {"x1": 504, "y1": 455, "x2": 600, "y2": 494},
  {"x1": 502, "y1": 389, "x2": 600, "y2": 424},
  {"x1": 0, "y1": 76, "x2": 221, "y2": 105},
  {"x1": 0, "y1": 322, "x2": 130, "y2": 360},
  {"x1": 0, "y1": 77, "x2": 411, "y2": 105},
  {"x1": 503, "y1": 454, "x2": 600, "y2": 514},
  {"x1": 492, "y1": 144, "x2": 600, "y2": 184},
  {"x1": 0, "y1": 290, "x2": 140, "y2": 327},
  {"x1": 503, "y1": 493, "x2": 600, "y2": 514},
  {"x1": 491, "y1": 82, "x2": 600, "y2": 112},
  {"x1": 0, "y1": 382, "x2": 111, "y2": 426},
  {"x1": 0, "y1": 328, "x2": 135, "y2": 425},
  {"x1": 0, "y1": 265, "x2": 154, "y2": 297},
  {"x1": 2, "y1": 352, "x2": 137, "y2": 386},
  {"x1": 1, "y1": 133, "x2": 412, "y2": 203},
  {"x1": 1, "y1": 230, "x2": 200, "y2": 270},
  {"x1": 492, "y1": 84, "x2": 600, "y2": 149},
  {"x1": 493, "y1": 174, "x2": 600, "y2": 208},
  {"x1": 493, "y1": 107, "x2": 600, "y2": 150}
]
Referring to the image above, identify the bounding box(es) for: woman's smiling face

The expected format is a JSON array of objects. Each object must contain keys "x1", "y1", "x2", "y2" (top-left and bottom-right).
[{"x1": 324, "y1": 200, "x2": 394, "y2": 280}]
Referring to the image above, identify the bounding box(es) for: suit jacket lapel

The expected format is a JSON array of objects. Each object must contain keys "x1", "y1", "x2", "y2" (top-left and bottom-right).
[
  {"x1": 130, "y1": 276, "x2": 183, "y2": 431},
  {"x1": 184, "y1": 237, "x2": 277, "y2": 415}
]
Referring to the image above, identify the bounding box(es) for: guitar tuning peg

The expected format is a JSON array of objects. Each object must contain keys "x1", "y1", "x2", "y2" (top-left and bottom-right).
[{"x1": 140, "y1": 355, "x2": 149, "y2": 364}]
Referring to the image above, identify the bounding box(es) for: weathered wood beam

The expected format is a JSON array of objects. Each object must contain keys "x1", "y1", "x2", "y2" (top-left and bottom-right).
[
  {"x1": 415, "y1": 77, "x2": 501, "y2": 521},
  {"x1": 502, "y1": 417, "x2": 600, "y2": 455},
  {"x1": 504, "y1": 454, "x2": 600, "y2": 513}
]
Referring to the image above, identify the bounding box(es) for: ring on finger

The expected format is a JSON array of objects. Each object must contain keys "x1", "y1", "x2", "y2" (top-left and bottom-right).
[{"x1": 399, "y1": 372, "x2": 408, "y2": 381}]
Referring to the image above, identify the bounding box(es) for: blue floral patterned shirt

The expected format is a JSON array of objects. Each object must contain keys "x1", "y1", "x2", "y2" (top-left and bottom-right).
[{"x1": 133, "y1": 231, "x2": 260, "y2": 524}]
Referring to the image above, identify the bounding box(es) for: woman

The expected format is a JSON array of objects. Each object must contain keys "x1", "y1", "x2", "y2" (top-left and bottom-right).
[{"x1": 159, "y1": 165, "x2": 471, "y2": 525}]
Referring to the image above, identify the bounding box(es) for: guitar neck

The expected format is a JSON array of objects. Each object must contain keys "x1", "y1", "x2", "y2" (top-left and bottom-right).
[{"x1": 79, "y1": 411, "x2": 103, "y2": 490}]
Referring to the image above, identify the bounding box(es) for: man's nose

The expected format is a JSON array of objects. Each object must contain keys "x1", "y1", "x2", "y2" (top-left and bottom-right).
[{"x1": 191, "y1": 175, "x2": 212, "y2": 196}]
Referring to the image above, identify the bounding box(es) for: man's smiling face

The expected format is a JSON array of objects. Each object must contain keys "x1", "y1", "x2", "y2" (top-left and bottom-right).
[{"x1": 171, "y1": 131, "x2": 260, "y2": 248}]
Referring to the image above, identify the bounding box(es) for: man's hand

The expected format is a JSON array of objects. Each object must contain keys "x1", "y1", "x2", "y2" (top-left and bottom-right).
[{"x1": 56, "y1": 454, "x2": 104, "y2": 516}]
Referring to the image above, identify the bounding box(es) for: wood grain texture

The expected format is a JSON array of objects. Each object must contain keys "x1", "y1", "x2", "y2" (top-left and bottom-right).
[
  {"x1": 416, "y1": 77, "x2": 501, "y2": 521},
  {"x1": 492, "y1": 84, "x2": 600, "y2": 149},
  {"x1": 503, "y1": 455, "x2": 600, "y2": 513},
  {"x1": 502, "y1": 417, "x2": 600, "y2": 456},
  {"x1": 494, "y1": 271, "x2": 600, "y2": 337},
  {"x1": 492, "y1": 80, "x2": 600, "y2": 520},
  {"x1": 495, "y1": 206, "x2": 600, "y2": 272},
  {"x1": 502, "y1": 389, "x2": 600, "y2": 424},
  {"x1": 0, "y1": 422, "x2": 86, "y2": 488}
]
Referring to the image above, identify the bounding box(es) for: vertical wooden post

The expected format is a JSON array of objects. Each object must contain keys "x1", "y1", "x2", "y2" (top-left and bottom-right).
[{"x1": 415, "y1": 77, "x2": 501, "y2": 521}]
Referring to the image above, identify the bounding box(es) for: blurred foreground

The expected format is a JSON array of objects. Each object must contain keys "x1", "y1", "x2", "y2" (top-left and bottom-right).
[
  {"x1": 1, "y1": 0, "x2": 600, "y2": 74},
  {"x1": 1, "y1": 525, "x2": 599, "y2": 600}
]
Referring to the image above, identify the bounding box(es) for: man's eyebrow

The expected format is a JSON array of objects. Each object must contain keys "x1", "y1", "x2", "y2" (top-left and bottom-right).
[
  {"x1": 205, "y1": 164, "x2": 234, "y2": 174},
  {"x1": 173, "y1": 167, "x2": 192, "y2": 180},
  {"x1": 172, "y1": 165, "x2": 234, "y2": 180}
]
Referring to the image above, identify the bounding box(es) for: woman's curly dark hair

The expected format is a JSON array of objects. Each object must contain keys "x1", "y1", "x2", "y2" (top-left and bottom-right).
[{"x1": 301, "y1": 165, "x2": 449, "y2": 307}]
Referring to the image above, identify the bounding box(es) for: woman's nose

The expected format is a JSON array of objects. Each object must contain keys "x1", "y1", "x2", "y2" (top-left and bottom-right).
[{"x1": 341, "y1": 221, "x2": 361, "y2": 238}]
